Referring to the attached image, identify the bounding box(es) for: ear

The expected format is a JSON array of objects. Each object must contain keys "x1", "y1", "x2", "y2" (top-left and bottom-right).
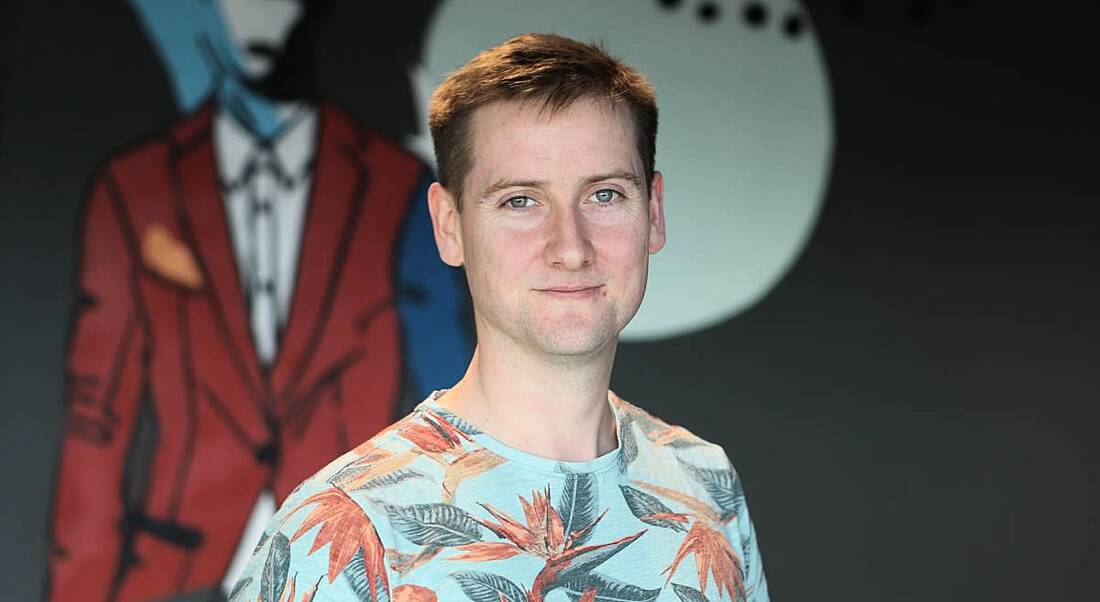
[
  {"x1": 428, "y1": 182, "x2": 465, "y2": 266},
  {"x1": 647, "y1": 171, "x2": 667, "y2": 254}
]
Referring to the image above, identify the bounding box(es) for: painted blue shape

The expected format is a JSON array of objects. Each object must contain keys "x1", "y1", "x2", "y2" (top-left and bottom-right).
[
  {"x1": 396, "y1": 175, "x2": 473, "y2": 397},
  {"x1": 129, "y1": 0, "x2": 287, "y2": 141}
]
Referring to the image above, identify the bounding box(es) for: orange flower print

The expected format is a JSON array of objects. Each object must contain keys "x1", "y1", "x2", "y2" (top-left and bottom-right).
[
  {"x1": 400, "y1": 410, "x2": 471, "y2": 454},
  {"x1": 393, "y1": 583, "x2": 438, "y2": 602},
  {"x1": 448, "y1": 541, "x2": 522, "y2": 562},
  {"x1": 329, "y1": 448, "x2": 420, "y2": 492},
  {"x1": 288, "y1": 488, "x2": 388, "y2": 588},
  {"x1": 477, "y1": 486, "x2": 564, "y2": 559},
  {"x1": 627, "y1": 459, "x2": 751, "y2": 600},
  {"x1": 663, "y1": 521, "x2": 745, "y2": 602},
  {"x1": 447, "y1": 473, "x2": 656, "y2": 602}
]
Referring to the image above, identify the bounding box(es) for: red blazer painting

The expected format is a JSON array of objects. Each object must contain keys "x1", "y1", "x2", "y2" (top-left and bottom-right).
[{"x1": 49, "y1": 103, "x2": 429, "y2": 601}]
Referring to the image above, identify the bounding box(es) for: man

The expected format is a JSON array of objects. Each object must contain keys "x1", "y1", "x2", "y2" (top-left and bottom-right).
[
  {"x1": 231, "y1": 33, "x2": 768, "y2": 602},
  {"x1": 48, "y1": 2, "x2": 469, "y2": 600}
]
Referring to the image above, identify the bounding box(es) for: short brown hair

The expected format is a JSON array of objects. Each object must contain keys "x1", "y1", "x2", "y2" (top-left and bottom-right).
[{"x1": 428, "y1": 33, "x2": 658, "y2": 209}]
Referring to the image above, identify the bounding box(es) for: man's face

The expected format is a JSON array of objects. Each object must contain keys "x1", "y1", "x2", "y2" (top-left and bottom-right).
[{"x1": 435, "y1": 98, "x2": 666, "y2": 360}]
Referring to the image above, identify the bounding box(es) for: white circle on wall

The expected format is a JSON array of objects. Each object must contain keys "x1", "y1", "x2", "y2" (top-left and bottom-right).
[{"x1": 411, "y1": 0, "x2": 834, "y2": 341}]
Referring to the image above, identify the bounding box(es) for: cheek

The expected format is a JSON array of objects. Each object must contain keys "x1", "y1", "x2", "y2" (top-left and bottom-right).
[
  {"x1": 594, "y1": 220, "x2": 649, "y2": 269},
  {"x1": 467, "y1": 227, "x2": 539, "y2": 292}
]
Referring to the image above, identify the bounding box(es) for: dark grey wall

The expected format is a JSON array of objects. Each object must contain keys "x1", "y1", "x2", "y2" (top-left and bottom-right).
[{"x1": 2, "y1": 1, "x2": 1097, "y2": 600}]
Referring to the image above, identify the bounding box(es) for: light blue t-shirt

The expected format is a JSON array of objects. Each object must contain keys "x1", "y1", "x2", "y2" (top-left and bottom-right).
[{"x1": 231, "y1": 391, "x2": 768, "y2": 601}]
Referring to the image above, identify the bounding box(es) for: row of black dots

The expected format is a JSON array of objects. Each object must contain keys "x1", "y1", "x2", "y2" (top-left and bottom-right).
[{"x1": 658, "y1": 0, "x2": 810, "y2": 40}]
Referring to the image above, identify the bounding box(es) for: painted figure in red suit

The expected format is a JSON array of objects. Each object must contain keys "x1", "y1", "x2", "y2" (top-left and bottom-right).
[
  {"x1": 51, "y1": 102, "x2": 430, "y2": 601},
  {"x1": 47, "y1": 1, "x2": 470, "y2": 600}
]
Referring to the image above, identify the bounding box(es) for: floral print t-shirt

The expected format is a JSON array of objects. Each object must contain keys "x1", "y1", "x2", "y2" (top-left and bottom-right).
[{"x1": 230, "y1": 391, "x2": 768, "y2": 602}]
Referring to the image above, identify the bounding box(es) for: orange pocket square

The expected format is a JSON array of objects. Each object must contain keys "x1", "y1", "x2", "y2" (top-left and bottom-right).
[{"x1": 142, "y1": 223, "x2": 204, "y2": 290}]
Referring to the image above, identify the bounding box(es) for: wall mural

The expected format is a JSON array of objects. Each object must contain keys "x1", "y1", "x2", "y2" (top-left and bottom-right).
[
  {"x1": 48, "y1": 1, "x2": 471, "y2": 600},
  {"x1": 45, "y1": 0, "x2": 829, "y2": 599}
]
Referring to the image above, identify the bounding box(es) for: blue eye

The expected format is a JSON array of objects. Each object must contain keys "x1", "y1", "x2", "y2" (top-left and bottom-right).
[
  {"x1": 591, "y1": 189, "x2": 619, "y2": 204},
  {"x1": 504, "y1": 195, "x2": 536, "y2": 209}
]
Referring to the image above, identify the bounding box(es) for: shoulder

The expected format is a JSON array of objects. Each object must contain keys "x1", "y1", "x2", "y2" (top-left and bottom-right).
[
  {"x1": 611, "y1": 391, "x2": 730, "y2": 467},
  {"x1": 299, "y1": 407, "x2": 445, "y2": 498},
  {"x1": 234, "y1": 413, "x2": 438, "y2": 602},
  {"x1": 612, "y1": 391, "x2": 750, "y2": 523},
  {"x1": 611, "y1": 393, "x2": 770, "y2": 596},
  {"x1": 283, "y1": 402, "x2": 479, "y2": 522}
]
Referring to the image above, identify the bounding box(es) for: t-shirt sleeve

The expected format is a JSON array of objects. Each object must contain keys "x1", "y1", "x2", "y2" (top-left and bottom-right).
[
  {"x1": 722, "y1": 449, "x2": 770, "y2": 602},
  {"x1": 228, "y1": 484, "x2": 393, "y2": 602},
  {"x1": 736, "y1": 489, "x2": 769, "y2": 601}
]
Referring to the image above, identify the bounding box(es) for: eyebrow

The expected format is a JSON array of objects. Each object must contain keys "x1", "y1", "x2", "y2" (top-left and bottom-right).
[{"x1": 478, "y1": 170, "x2": 644, "y2": 201}]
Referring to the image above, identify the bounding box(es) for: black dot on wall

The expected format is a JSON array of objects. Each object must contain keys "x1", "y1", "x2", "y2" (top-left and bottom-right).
[
  {"x1": 659, "y1": 0, "x2": 684, "y2": 10},
  {"x1": 698, "y1": 1, "x2": 720, "y2": 23},
  {"x1": 783, "y1": 13, "x2": 806, "y2": 38},
  {"x1": 743, "y1": 2, "x2": 768, "y2": 28}
]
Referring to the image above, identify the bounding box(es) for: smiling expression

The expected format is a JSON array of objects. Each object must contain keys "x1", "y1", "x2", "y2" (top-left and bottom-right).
[{"x1": 431, "y1": 98, "x2": 666, "y2": 360}]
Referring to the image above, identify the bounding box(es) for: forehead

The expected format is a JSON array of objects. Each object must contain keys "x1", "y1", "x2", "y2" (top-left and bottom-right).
[{"x1": 464, "y1": 98, "x2": 642, "y2": 195}]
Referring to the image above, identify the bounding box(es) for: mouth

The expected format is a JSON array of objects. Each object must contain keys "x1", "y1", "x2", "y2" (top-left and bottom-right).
[{"x1": 536, "y1": 285, "x2": 603, "y2": 299}]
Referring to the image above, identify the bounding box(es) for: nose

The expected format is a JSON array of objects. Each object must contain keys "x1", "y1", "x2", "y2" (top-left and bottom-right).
[{"x1": 544, "y1": 203, "x2": 594, "y2": 270}]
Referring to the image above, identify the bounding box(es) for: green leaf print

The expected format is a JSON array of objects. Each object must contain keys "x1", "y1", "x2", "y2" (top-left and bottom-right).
[
  {"x1": 558, "y1": 573, "x2": 661, "y2": 601},
  {"x1": 355, "y1": 468, "x2": 428, "y2": 492},
  {"x1": 680, "y1": 461, "x2": 745, "y2": 521},
  {"x1": 430, "y1": 406, "x2": 482, "y2": 436},
  {"x1": 671, "y1": 583, "x2": 711, "y2": 602},
  {"x1": 452, "y1": 570, "x2": 529, "y2": 602},
  {"x1": 227, "y1": 576, "x2": 251, "y2": 602},
  {"x1": 618, "y1": 415, "x2": 639, "y2": 472},
  {"x1": 386, "y1": 502, "x2": 484, "y2": 546},
  {"x1": 557, "y1": 471, "x2": 598, "y2": 546},
  {"x1": 619, "y1": 485, "x2": 689, "y2": 532},
  {"x1": 665, "y1": 438, "x2": 707, "y2": 450},
  {"x1": 741, "y1": 524, "x2": 756, "y2": 585},
  {"x1": 344, "y1": 547, "x2": 390, "y2": 602},
  {"x1": 260, "y1": 532, "x2": 290, "y2": 602},
  {"x1": 251, "y1": 531, "x2": 270, "y2": 556}
]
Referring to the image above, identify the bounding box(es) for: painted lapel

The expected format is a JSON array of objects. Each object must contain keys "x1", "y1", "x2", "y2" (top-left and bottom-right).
[
  {"x1": 270, "y1": 104, "x2": 367, "y2": 400},
  {"x1": 172, "y1": 106, "x2": 268, "y2": 404}
]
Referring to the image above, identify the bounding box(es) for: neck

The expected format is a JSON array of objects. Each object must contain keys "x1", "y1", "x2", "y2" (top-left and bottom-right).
[{"x1": 439, "y1": 333, "x2": 619, "y2": 463}]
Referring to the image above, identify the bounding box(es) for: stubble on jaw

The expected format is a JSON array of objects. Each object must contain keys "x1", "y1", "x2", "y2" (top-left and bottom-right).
[
  {"x1": 524, "y1": 299, "x2": 621, "y2": 363},
  {"x1": 468, "y1": 289, "x2": 621, "y2": 369}
]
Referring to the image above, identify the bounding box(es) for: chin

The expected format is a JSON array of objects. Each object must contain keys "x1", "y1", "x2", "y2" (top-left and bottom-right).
[
  {"x1": 535, "y1": 340, "x2": 608, "y2": 359},
  {"x1": 530, "y1": 318, "x2": 616, "y2": 357}
]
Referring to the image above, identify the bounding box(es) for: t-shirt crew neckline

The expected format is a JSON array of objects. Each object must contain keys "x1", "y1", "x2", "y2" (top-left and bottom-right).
[{"x1": 418, "y1": 389, "x2": 624, "y2": 476}]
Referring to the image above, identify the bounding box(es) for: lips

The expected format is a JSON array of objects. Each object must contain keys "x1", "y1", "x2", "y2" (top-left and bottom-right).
[{"x1": 537, "y1": 285, "x2": 603, "y2": 298}]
